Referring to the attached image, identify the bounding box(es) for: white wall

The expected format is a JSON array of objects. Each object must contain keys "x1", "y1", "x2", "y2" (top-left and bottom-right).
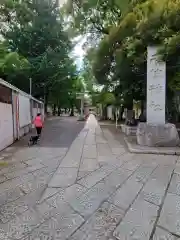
[
  {"x1": 33, "y1": 107, "x2": 38, "y2": 120},
  {"x1": 0, "y1": 102, "x2": 13, "y2": 151},
  {"x1": 0, "y1": 80, "x2": 44, "y2": 150},
  {"x1": 12, "y1": 92, "x2": 19, "y2": 140},
  {"x1": 19, "y1": 94, "x2": 31, "y2": 128},
  {"x1": 37, "y1": 103, "x2": 44, "y2": 120}
]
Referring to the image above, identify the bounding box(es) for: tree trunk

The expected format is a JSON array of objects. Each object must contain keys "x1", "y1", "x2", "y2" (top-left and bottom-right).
[
  {"x1": 102, "y1": 106, "x2": 107, "y2": 120},
  {"x1": 57, "y1": 106, "x2": 61, "y2": 116},
  {"x1": 120, "y1": 106, "x2": 124, "y2": 121},
  {"x1": 44, "y1": 89, "x2": 49, "y2": 114},
  {"x1": 70, "y1": 105, "x2": 74, "y2": 116},
  {"x1": 126, "y1": 101, "x2": 133, "y2": 110},
  {"x1": 53, "y1": 104, "x2": 56, "y2": 116},
  {"x1": 44, "y1": 101, "x2": 48, "y2": 114},
  {"x1": 124, "y1": 95, "x2": 133, "y2": 110},
  {"x1": 141, "y1": 100, "x2": 144, "y2": 114}
]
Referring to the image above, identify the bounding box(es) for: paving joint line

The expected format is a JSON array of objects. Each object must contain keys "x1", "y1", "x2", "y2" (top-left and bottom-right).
[
  {"x1": 76, "y1": 129, "x2": 90, "y2": 183},
  {"x1": 67, "y1": 196, "x2": 121, "y2": 239},
  {"x1": 149, "y1": 165, "x2": 176, "y2": 240},
  {"x1": 109, "y1": 162, "x2": 160, "y2": 237},
  {"x1": 156, "y1": 224, "x2": 180, "y2": 238},
  {"x1": 94, "y1": 129, "x2": 101, "y2": 169},
  {"x1": 38, "y1": 138, "x2": 83, "y2": 202},
  {"x1": 70, "y1": 161, "x2": 147, "y2": 226},
  {"x1": 76, "y1": 170, "x2": 95, "y2": 181}
]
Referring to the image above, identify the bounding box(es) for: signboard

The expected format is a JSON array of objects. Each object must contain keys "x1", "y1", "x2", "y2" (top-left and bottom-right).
[{"x1": 147, "y1": 46, "x2": 166, "y2": 124}]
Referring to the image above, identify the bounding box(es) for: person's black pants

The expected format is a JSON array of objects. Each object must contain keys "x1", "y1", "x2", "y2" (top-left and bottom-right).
[{"x1": 36, "y1": 127, "x2": 42, "y2": 136}]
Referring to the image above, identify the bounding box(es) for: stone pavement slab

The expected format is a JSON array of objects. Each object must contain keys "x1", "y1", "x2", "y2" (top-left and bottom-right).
[
  {"x1": 77, "y1": 170, "x2": 92, "y2": 180},
  {"x1": 96, "y1": 135, "x2": 107, "y2": 144},
  {"x1": 130, "y1": 163, "x2": 157, "y2": 183},
  {"x1": 153, "y1": 227, "x2": 177, "y2": 240},
  {"x1": 77, "y1": 164, "x2": 115, "y2": 189},
  {"x1": 111, "y1": 147, "x2": 126, "y2": 155},
  {"x1": 140, "y1": 165, "x2": 174, "y2": 206},
  {"x1": 0, "y1": 115, "x2": 179, "y2": 239},
  {"x1": 1, "y1": 208, "x2": 43, "y2": 239},
  {"x1": 70, "y1": 201, "x2": 124, "y2": 240},
  {"x1": 24, "y1": 204, "x2": 84, "y2": 240},
  {"x1": 46, "y1": 184, "x2": 87, "y2": 209},
  {"x1": 70, "y1": 167, "x2": 132, "y2": 219},
  {"x1": 121, "y1": 157, "x2": 142, "y2": 171},
  {"x1": 70, "y1": 180, "x2": 114, "y2": 219},
  {"x1": 79, "y1": 157, "x2": 99, "y2": 172},
  {"x1": 83, "y1": 144, "x2": 97, "y2": 158},
  {"x1": 97, "y1": 143, "x2": 112, "y2": 157},
  {"x1": 113, "y1": 198, "x2": 159, "y2": 240},
  {"x1": 108, "y1": 177, "x2": 143, "y2": 212},
  {"x1": 0, "y1": 198, "x2": 29, "y2": 223},
  {"x1": 59, "y1": 152, "x2": 81, "y2": 167},
  {"x1": 40, "y1": 188, "x2": 61, "y2": 203},
  {"x1": 48, "y1": 167, "x2": 78, "y2": 187},
  {"x1": 168, "y1": 173, "x2": 180, "y2": 196},
  {"x1": 0, "y1": 229, "x2": 10, "y2": 240},
  {"x1": 158, "y1": 192, "x2": 180, "y2": 236}
]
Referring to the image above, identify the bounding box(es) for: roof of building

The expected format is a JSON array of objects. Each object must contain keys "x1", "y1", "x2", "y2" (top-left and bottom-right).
[{"x1": 0, "y1": 78, "x2": 43, "y2": 104}]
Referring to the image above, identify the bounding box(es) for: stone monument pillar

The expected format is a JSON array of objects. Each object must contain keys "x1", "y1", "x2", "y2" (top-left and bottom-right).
[{"x1": 137, "y1": 46, "x2": 179, "y2": 147}]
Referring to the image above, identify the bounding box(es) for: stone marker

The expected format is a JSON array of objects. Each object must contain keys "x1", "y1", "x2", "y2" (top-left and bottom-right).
[
  {"x1": 137, "y1": 46, "x2": 179, "y2": 147},
  {"x1": 147, "y1": 46, "x2": 166, "y2": 124},
  {"x1": 137, "y1": 122, "x2": 179, "y2": 147}
]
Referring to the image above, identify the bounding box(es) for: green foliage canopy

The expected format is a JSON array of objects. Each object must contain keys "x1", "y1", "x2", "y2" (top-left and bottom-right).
[{"x1": 0, "y1": 0, "x2": 80, "y2": 111}]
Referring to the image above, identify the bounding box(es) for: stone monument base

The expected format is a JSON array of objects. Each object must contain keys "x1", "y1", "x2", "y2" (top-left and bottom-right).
[
  {"x1": 137, "y1": 122, "x2": 180, "y2": 147},
  {"x1": 121, "y1": 124, "x2": 137, "y2": 136}
]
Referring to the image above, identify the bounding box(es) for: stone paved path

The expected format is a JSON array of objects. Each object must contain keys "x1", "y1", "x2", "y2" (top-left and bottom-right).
[{"x1": 0, "y1": 115, "x2": 179, "y2": 239}]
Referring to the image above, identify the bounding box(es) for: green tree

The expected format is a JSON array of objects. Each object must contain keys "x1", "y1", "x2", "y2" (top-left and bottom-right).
[
  {"x1": 0, "y1": 0, "x2": 75, "y2": 111},
  {"x1": 0, "y1": 41, "x2": 30, "y2": 91},
  {"x1": 71, "y1": 0, "x2": 180, "y2": 116}
]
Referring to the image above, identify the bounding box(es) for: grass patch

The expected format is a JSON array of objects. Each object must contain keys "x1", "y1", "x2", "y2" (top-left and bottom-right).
[{"x1": 0, "y1": 161, "x2": 9, "y2": 167}]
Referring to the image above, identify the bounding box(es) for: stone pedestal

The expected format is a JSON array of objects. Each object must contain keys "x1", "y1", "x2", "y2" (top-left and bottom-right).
[
  {"x1": 121, "y1": 124, "x2": 137, "y2": 136},
  {"x1": 137, "y1": 122, "x2": 180, "y2": 147}
]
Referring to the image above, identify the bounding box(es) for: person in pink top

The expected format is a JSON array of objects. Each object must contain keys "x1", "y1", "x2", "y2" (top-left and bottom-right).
[{"x1": 33, "y1": 113, "x2": 43, "y2": 138}]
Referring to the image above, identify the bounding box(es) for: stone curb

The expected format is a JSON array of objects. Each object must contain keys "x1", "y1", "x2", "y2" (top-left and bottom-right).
[{"x1": 124, "y1": 137, "x2": 180, "y2": 156}]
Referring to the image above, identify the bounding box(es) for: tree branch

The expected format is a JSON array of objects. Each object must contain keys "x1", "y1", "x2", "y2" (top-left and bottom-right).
[{"x1": 89, "y1": 18, "x2": 109, "y2": 34}]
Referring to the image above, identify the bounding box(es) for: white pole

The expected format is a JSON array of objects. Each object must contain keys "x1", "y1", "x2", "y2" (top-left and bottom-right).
[
  {"x1": 30, "y1": 78, "x2": 32, "y2": 96},
  {"x1": 80, "y1": 97, "x2": 83, "y2": 118}
]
